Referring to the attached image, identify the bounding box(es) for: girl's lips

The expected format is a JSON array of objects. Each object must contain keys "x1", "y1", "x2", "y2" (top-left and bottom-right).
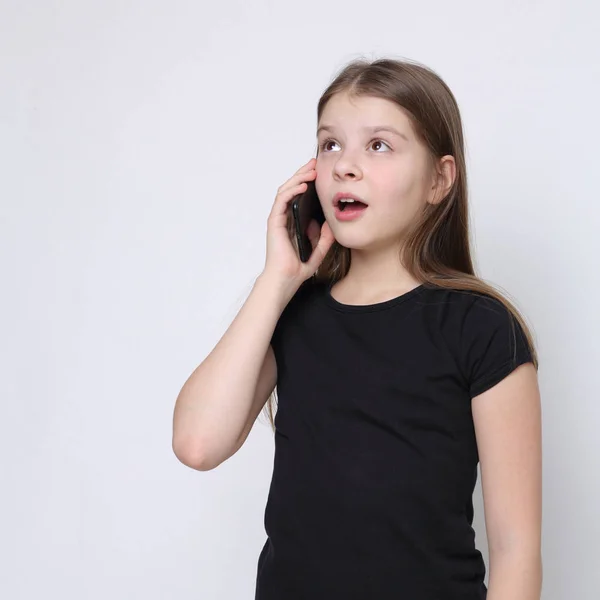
[
  {"x1": 332, "y1": 192, "x2": 368, "y2": 208},
  {"x1": 334, "y1": 203, "x2": 368, "y2": 221}
]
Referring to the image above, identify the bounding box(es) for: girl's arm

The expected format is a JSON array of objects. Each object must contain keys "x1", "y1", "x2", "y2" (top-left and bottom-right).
[
  {"x1": 172, "y1": 158, "x2": 333, "y2": 471},
  {"x1": 172, "y1": 273, "x2": 297, "y2": 471},
  {"x1": 472, "y1": 362, "x2": 543, "y2": 600}
]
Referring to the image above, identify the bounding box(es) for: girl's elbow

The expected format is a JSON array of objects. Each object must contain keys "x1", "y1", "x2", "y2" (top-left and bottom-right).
[{"x1": 172, "y1": 434, "x2": 220, "y2": 471}]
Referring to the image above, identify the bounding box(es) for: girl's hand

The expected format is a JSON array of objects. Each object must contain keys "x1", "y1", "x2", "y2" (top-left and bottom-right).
[{"x1": 262, "y1": 158, "x2": 335, "y2": 287}]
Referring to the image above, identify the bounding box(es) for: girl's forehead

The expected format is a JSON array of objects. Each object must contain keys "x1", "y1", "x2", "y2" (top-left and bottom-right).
[{"x1": 319, "y1": 94, "x2": 413, "y2": 130}]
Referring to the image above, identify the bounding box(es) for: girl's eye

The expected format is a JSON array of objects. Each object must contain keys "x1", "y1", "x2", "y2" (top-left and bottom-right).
[
  {"x1": 320, "y1": 139, "x2": 338, "y2": 152},
  {"x1": 318, "y1": 138, "x2": 391, "y2": 153},
  {"x1": 370, "y1": 139, "x2": 391, "y2": 152}
]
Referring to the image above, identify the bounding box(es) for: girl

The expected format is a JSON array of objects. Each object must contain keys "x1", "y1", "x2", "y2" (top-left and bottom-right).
[{"x1": 173, "y1": 57, "x2": 543, "y2": 600}]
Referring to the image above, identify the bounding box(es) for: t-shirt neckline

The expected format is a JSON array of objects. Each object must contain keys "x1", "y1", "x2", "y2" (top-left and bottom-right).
[{"x1": 323, "y1": 280, "x2": 426, "y2": 313}]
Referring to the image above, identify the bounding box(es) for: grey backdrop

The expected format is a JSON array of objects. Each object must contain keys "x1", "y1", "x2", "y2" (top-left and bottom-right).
[{"x1": 1, "y1": 1, "x2": 598, "y2": 598}]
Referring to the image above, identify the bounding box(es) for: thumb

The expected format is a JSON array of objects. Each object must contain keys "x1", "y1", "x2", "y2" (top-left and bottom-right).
[
  {"x1": 306, "y1": 220, "x2": 335, "y2": 271},
  {"x1": 306, "y1": 219, "x2": 321, "y2": 251}
]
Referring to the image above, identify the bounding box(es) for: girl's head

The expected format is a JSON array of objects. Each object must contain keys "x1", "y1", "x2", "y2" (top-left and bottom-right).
[{"x1": 296, "y1": 57, "x2": 472, "y2": 283}]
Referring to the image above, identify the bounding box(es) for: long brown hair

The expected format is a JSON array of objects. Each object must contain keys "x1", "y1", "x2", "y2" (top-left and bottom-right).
[{"x1": 261, "y1": 56, "x2": 539, "y2": 430}]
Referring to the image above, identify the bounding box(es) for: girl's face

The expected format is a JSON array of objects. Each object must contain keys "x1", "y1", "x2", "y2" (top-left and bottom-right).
[{"x1": 315, "y1": 93, "x2": 436, "y2": 252}]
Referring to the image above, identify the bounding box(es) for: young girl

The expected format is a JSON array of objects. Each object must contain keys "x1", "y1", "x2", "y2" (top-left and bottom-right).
[{"x1": 173, "y1": 57, "x2": 543, "y2": 600}]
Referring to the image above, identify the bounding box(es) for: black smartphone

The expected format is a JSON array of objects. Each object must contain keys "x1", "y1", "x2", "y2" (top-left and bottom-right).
[{"x1": 291, "y1": 178, "x2": 326, "y2": 262}]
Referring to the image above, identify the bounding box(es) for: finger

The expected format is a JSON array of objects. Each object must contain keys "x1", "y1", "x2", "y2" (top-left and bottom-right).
[
  {"x1": 277, "y1": 167, "x2": 316, "y2": 196},
  {"x1": 296, "y1": 157, "x2": 316, "y2": 174},
  {"x1": 274, "y1": 158, "x2": 314, "y2": 191},
  {"x1": 268, "y1": 181, "x2": 307, "y2": 223},
  {"x1": 270, "y1": 165, "x2": 317, "y2": 221}
]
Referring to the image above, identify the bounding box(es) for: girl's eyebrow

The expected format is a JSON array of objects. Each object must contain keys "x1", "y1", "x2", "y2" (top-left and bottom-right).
[{"x1": 316, "y1": 124, "x2": 409, "y2": 142}]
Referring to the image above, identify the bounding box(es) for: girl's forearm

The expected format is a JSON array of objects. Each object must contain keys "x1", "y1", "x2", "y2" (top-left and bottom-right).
[
  {"x1": 487, "y1": 551, "x2": 543, "y2": 600},
  {"x1": 172, "y1": 273, "x2": 297, "y2": 470}
]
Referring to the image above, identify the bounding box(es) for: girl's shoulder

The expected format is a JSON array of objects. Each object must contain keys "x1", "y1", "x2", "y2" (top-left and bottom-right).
[
  {"x1": 418, "y1": 283, "x2": 508, "y2": 318},
  {"x1": 419, "y1": 284, "x2": 534, "y2": 396},
  {"x1": 419, "y1": 284, "x2": 521, "y2": 339}
]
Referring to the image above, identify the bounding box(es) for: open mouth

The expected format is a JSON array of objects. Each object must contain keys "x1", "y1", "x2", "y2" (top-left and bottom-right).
[{"x1": 337, "y1": 199, "x2": 368, "y2": 212}]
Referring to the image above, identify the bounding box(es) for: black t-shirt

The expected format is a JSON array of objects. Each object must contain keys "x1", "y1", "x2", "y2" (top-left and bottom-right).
[{"x1": 255, "y1": 278, "x2": 534, "y2": 600}]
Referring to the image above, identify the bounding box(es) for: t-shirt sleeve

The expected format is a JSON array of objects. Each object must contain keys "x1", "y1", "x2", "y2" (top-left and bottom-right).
[{"x1": 460, "y1": 295, "x2": 534, "y2": 398}]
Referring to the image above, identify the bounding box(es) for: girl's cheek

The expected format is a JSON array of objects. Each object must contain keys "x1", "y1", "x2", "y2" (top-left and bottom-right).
[{"x1": 315, "y1": 177, "x2": 327, "y2": 201}]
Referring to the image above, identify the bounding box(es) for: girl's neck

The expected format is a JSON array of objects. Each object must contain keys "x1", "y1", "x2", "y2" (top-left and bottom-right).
[{"x1": 329, "y1": 275, "x2": 422, "y2": 306}]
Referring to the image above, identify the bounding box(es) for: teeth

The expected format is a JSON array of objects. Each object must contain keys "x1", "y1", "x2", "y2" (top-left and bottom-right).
[{"x1": 339, "y1": 198, "x2": 356, "y2": 204}]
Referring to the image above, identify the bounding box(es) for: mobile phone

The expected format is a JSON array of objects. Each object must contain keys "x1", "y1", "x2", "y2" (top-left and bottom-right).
[{"x1": 291, "y1": 178, "x2": 326, "y2": 262}]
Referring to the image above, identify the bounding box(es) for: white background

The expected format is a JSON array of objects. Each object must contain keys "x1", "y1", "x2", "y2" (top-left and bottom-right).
[{"x1": 1, "y1": 1, "x2": 598, "y2": 598}]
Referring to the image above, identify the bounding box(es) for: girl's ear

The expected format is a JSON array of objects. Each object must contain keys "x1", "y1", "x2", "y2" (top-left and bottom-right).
[
  {"x1": 440, "y1": 155, "x2": 456, "y2": 195},
  {"x1": 429, "y1": 155, "x2": 456, "y2": 205}
]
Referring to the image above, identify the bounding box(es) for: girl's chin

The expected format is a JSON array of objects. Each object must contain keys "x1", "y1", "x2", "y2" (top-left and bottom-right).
[
  {"x1": 331, "y1": 235, "x2": 375, "y2": 251},
  {"x1": 332, "y1": 229, "x2": 401, "y2": 253}
]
